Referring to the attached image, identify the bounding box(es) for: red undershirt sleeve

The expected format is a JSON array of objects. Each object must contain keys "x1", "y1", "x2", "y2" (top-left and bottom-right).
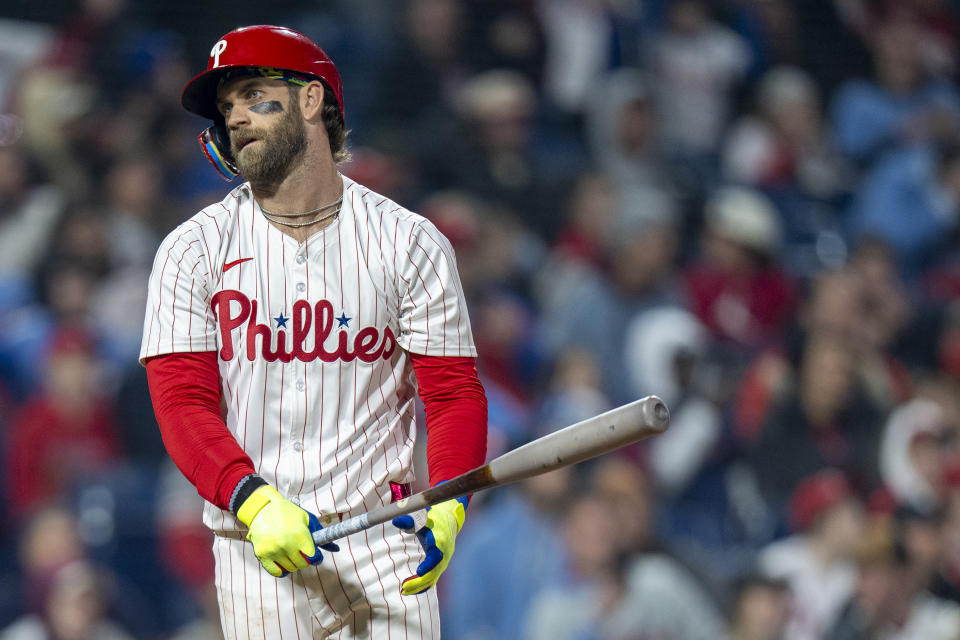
[
  {"x1": 145, "y1": 351, "x2": 256, "y2": 510},
  {"x1": 409, "y1": 353, "x2": 488, "y2": 487}
]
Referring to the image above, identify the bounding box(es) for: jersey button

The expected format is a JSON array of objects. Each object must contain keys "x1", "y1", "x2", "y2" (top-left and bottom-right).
[
  {"x1": 290, "y1": 497, "x2": 301, "y2": 505},
  {"x1": 293, "y1": 442, "x2": 304, "y2": 452},
  {"x1": 296, "y1": 380, "x2": 305, "y2": 391},
  {"x1": 296, "y1": 254, "x2": 306, "y2": 264},
  {"x1": 296, "y1": 282, "x2": 306, "y2": 292}
]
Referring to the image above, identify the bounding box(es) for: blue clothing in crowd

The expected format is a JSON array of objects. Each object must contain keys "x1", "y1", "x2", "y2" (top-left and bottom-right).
[
  {"x1": 831, "y1": 79, "x2": 960, "y2": 163},
  {"x1": 847, "y1": 146, "x2": 958, "y2": 275},
  {"x1": 441, "y1": 490, "x2": 566, "y2": 640}
]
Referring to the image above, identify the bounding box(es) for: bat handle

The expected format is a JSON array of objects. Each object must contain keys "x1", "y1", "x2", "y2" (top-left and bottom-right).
[{"x1": 313, "y1": 513, "x2": 370, "y2": 547}]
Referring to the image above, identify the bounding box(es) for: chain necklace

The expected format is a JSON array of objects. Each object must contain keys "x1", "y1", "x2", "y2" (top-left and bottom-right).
[
  {"x1": 260, "y1": 205, "x2": 342, "y2": 228},
  {"x1": 258, "y1": 180, "x2": 344, "y2": 228}
]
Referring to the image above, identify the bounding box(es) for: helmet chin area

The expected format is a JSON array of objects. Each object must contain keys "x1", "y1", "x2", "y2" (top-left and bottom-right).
[{"x1": 198, "y1": 125, "x2": 239, "y2": 180}]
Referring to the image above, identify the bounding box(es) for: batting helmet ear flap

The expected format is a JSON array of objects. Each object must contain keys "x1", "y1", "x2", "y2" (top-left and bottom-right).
[{"x1": 197, "y1": 122, "x2": 239, "y2": 180}]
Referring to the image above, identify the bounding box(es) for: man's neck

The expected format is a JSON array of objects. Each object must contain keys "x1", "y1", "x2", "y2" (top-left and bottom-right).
[{"x1": 252, "y1": 158, "x2": 342, "y2": 243}]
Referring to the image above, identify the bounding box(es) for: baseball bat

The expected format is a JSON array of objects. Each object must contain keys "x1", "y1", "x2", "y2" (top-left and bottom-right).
[{"x1": 312, "y1": 395, "x2": 669, "y2": 547}]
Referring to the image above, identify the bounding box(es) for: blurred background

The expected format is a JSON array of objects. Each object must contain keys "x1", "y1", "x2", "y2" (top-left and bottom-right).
[{"x1": 3, "y1": 0, "x2": 960, "y2": 638}]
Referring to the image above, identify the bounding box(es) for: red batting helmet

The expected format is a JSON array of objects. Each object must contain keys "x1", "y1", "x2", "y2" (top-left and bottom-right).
[{"x1": 181, "y1": 25, "x2": 344, "y2": 122}]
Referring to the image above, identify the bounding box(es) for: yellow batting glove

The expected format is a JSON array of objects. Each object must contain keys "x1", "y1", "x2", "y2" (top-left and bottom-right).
[
  {"x1": 392, "y1": 496, "x2": 467, "y2": 596},
  {"x1": 237, "y1": 485, "x2": 339, "y2": 577}
]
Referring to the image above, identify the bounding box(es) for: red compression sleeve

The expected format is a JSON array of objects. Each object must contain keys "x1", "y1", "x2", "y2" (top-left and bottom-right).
[
  {"x1": 145, "y1": 352, "x2": 256, "y2": 510},
  {"x1": 410, "y1": 354, "x2": 488, "y2": 486}
]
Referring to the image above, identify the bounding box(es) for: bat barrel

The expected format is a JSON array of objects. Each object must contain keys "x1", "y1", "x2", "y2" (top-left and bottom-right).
[
  {"x1": 311, "y1": 395, "x2": 669, "y2": 546},
  {"x1": 486, "y1": 395, "x2": 668, "y2": 485}
]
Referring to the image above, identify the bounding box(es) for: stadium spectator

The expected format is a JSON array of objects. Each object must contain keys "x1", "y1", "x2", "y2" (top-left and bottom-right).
[
  {"x1": 524, "y1": 463, "x2": 729, "y2": 640},
  {"x1": 537, "y1": 0, "x2": 636, "y2": 116},
  {"x1": 722, "y1": 66, "x2": 850, "y2": 275},
  {"x1": 846, "y1": 141, "x2": 960, "y2": 276},
  {"x1": 585, "y1": 68, "x2": 683, "y2": 207},
  {"x1": 0, "y1": 561, "x2": 134, "y2": 640},
  {"x1": 724, "y1": 66, "x2": 847, "y2": 198},
  {"x1": 0, "y1": 145, "x2": 64, "y2": 283},
  {"x1": 422, "y1": 69, "x2": 568, "y2": 238},
  {"x1": 683, "y1": 186, "x2": 795, "y2": 350},
  {"x1": 624, "y1": 306, "x2": 721, "y2": 496},
  {"x1": 759, "y1": 469, "x2": 866, "y2": 640},
  {"x1": 371, "y1": 0, "x2": 467, "y2": 144},
  {"x1": 879, "y1": 399, "x2": 957, "y2": 513},
  {"x1": 748, "y1": 331, "x2": 883, "y2": 513},
  {"x1": 536, "y1": 182, "x2": 682, "y2": 403},
  {"x1": 3, "y1": 329, "x2": 121, "y2": 520},
  {"x1": 733, "y1": 268, "x2": 862, "y2": 444},
  {"x1": 831, "y1": 11, "x2": 960, "y2": 168},
  {"x1": 726, "y1": 573, "x2": 790, "y2": 640},
  {"x1": 441, "y1": 469, "x2": 571, "y2": 640},
  {"x1": 832, "y1": 505, "x2": 960, "y2": 639},
  {"x1": 550, "y1": 172, "x2": 619, "y2": 270},
  {"x1": 647, "y1": 0, "x2": 752, "y2": 191}
]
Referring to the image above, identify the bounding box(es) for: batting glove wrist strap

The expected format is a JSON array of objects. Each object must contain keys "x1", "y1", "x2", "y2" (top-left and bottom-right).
[
  {"x1": 237, "y1": 485, "x2": 339, "y2": 577},
  {"x1": 392, "y1": 496, "x2": 468, "y2": 596},
  {"x1": 230, "y1": 474, "x2": 268, "y2": 516}
]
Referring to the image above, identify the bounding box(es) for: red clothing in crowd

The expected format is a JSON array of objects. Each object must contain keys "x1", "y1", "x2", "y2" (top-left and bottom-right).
[
  {"x1": 5, "y1": 397, "x2": 121, "y2": 518},
  {"x1": 684, "y1": 264, "x2": 796, "y2": 348}
]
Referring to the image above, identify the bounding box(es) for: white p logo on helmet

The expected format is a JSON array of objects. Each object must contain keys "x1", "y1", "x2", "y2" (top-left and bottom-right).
[{"x1": 211, "y1": 40, "x2": 228, "y2": 68}]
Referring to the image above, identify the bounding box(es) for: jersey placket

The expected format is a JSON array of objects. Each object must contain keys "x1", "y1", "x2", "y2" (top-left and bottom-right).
[{"x1": 282, "y1": 241, "x2": 310, "y2": 505}]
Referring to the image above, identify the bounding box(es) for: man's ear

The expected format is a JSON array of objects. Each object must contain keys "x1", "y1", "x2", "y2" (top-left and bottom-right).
[{"x1": 301, "y1": 81, "x2": 325, "y2": 120}]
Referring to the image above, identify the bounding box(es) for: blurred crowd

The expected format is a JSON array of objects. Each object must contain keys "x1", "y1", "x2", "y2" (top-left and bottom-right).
[{"x1": 3, "y1": 0, "x2": 960, "y2": 638}]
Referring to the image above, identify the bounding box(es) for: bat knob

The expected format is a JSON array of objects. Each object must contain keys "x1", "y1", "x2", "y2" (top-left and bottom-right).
[
  {"x1": 655, "y1": 401, "x2": 669, "y2": 423},
  {"x1": 643, "y1": 396, "x2": 670, "y2": 432}
]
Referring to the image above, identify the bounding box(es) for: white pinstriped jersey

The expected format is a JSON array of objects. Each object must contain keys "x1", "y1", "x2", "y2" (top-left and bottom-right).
[{"x1": 140, "y1": 175, "x2": 477, "y2": 532}]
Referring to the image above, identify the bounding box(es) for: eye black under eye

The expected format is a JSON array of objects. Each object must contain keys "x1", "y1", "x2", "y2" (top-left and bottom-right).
[{"x1": 249, "y1": 101, "x2": 284, "y2": 114}]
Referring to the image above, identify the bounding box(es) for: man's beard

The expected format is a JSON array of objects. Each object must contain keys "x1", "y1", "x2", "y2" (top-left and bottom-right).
[{"x1": 232, "y1": 101, "x2": 307, "y2": 187}]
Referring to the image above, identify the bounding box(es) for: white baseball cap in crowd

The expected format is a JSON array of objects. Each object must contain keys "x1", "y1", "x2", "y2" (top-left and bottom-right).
[{"x1": 704, "y1": 186, "x2": 782, "y2": 253}]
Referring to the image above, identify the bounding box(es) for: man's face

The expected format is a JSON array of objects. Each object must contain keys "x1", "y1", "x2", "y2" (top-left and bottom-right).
[{"x1": 216, "y1": 77, "x2": 307, "y2": 185}]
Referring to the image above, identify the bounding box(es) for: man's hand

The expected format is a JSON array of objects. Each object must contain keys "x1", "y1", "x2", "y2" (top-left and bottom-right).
[
  {"x1": 392, "y1": 496, "x2": 468, "y2": 595},
  {"x1": 236, "y1": 485, "x2": 339, "y2": 577}
]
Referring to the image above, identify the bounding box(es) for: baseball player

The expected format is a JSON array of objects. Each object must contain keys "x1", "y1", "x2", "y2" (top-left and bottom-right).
[{"x1": 140, "y1": 25, "x2": 487, "y2": 639}]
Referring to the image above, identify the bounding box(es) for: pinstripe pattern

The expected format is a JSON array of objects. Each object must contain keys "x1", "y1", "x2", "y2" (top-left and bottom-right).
[
  {"x1": 213, "y1": 521, "x2": 439, "y2": 638},
  {"x1": 142, "y1": 176, "x2": 471, "y2": 638}
]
